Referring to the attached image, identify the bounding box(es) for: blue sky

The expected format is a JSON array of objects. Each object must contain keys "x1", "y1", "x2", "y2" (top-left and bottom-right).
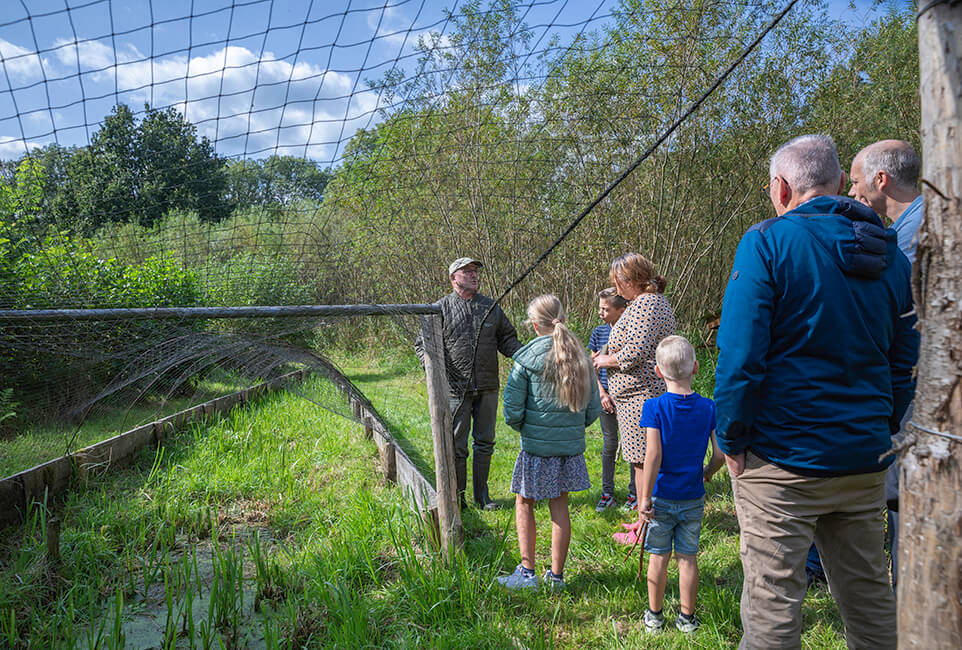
[{"x1": 0, "y1": 0, "x2": 909, "y2": 165}]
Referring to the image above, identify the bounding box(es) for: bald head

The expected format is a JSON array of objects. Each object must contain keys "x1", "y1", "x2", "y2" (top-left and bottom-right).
[
  {"x1": 857, "y1": 140, "x2": 920, "y2": 192},
  {"x1": 849, "y1": 139, "x2": 920, "y2": 219}
]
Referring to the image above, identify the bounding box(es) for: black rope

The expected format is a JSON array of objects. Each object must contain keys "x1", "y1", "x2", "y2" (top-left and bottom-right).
[
  {"x1": 493, "y1": 0, "x2": 801, "y2": 307},
  {"x1": 458, "y1": 0, "x2": 801, "y2": 410}
]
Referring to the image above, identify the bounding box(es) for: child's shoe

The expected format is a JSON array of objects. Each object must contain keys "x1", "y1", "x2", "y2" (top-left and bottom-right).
[
  {"x1": 595, "y1": 493, "x2": 616, "y2": 512},
  {"x1": 643, "y1": 608, "x2": 665, "y2": 633},
  {"x1": 622, "y1": 494, "x2": 638, "y2": 511},
  {"x1": 541, "y1": 569, "x2": 565, "y2": 592},
  {"x1": 612, "y1": 521, "x2": 643, "y2": 545},
  {"x1": 496, "y1": 564, "x2": 539, "y2": 591},
  {"x1": 675, "y1": 612, "x2": 700, "y2": 633}
]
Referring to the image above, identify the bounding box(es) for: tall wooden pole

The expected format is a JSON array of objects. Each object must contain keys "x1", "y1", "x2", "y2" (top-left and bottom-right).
[
  {"x1": 901, "y1": 3, "x2": 962, "y2": 647},
  {"x1": 420, "y1": 314, "x2": 464, "y2": 561}
]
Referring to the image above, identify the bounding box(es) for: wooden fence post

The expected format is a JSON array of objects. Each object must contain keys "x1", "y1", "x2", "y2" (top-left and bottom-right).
[
  {"x1": 901, "y1": 4, "x2": 962, "y2": 648},
  {"x1": 420, "y1": 314, "x2": 464, "y2": 560}
]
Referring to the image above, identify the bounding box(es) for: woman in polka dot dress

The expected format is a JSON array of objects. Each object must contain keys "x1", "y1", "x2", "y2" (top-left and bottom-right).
[{"x1": 592, "y1": 252, "x2": 676, "y2": 517}]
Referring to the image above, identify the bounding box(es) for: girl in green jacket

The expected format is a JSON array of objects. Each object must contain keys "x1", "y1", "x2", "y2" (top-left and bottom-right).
[{"x1": 497, "y1": 295, "x2": 602, "y2": 591}]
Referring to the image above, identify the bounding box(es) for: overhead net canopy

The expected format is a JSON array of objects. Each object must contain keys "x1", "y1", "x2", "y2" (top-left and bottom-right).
[{"x1": 0, "y1": 0, "x2": 919, "y2": 470}]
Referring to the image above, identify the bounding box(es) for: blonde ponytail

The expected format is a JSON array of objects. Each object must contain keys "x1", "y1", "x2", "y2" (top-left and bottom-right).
[{"x1": 526, "y1": 294, "x2": 593, "y2": 412}]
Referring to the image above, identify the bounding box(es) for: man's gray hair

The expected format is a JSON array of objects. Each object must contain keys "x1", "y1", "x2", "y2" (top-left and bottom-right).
[
  {"x1": 769, "y1": 134, "x2": 842, "y2": 194},
  {"x1": 861, "y1": 141, "x2": 920, "y2": 191}
]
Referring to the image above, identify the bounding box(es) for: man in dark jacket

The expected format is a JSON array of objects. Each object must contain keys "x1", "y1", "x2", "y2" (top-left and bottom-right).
[
  {"x1": 714, "y1": 135, "x2": 918, "y2": 650},
  {"x1": 415, "y1": 257, "x2": 522, "y2": 510}
]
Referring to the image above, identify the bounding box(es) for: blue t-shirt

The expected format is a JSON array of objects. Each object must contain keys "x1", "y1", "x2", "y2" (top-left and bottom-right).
[
  {"x1": 640, "y1": 392, "x2": 716, "y2": 500},
  {"x1": 587, "y1": 324, "x2": 611, "y2": 391},
  {"x1": 892, "y1": 195, "x2": 922, "y2": 262}
]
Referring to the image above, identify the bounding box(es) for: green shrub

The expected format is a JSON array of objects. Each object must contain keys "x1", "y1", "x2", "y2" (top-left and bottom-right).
[{"x1": 2, "y1": 238, "x2": 201, "y2": 413}]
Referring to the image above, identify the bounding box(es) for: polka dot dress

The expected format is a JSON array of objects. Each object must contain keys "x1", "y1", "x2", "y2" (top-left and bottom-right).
[{"x1": 606, "y1": 292, "x2": 676, "y2": 463}]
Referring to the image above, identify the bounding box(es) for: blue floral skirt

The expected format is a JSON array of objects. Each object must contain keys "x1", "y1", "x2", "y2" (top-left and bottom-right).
[{"x1": 510, "y1": 450, "x2": 591, "y2": 501}]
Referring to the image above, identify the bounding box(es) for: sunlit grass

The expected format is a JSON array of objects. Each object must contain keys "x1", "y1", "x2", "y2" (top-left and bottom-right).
[
  {"x1": 0, "y1": 369, "x2": 258, "y2": 477},
  {"x1": 0, "y1": 356, "x2": 848, "y2": 648}
]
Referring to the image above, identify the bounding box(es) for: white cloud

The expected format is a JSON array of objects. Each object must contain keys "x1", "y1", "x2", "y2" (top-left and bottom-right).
[
  {"x1": 3, "y1": 38, "x2": 382, "y2": 162},
  {"x1": 0, "y1": 38, "x2": 44, "y2": 81},
  {"x1": 0, "y1": 136, "x2": 44, "y2": 158}
]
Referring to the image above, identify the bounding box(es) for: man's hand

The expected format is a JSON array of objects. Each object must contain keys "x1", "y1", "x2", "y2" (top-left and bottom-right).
[
  {"x1": 725, "y1": 452, "x2": 745, "y2": 478},
  {"x1": 600, "y1": 390, "x2": 615, "y2": 413}
]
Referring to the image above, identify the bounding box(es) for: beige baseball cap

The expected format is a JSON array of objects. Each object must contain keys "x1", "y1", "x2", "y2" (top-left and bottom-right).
[{"x1": 448, "y1": 257, "x2": 484, "y2": 275}]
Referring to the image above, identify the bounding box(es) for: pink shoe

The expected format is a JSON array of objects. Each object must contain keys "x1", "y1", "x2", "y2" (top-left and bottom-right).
[
  {"x1": 612, "y1": 531, "x2": 639, "y2": 545},
  {"x1": 612, "y1": 522, "x2": 644, "y2": 545}
]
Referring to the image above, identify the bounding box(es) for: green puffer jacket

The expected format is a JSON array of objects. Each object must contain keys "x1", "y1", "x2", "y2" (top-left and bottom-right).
[{"x1": 502, "y1": 335, "x2": 602, "y2": 457}]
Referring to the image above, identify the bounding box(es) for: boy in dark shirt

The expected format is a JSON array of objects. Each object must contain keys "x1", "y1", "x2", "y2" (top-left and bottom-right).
[{"x1": 587, "y1": 288, "x2": 635, "y2": 511}]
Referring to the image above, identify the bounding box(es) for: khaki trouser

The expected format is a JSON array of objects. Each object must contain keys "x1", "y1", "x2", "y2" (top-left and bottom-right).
[{"x1": 733, "y1": 451, "x2": 895, "y2": 650}]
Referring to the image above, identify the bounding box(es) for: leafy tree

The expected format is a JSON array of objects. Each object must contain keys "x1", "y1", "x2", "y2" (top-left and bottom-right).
[
  {"x1": 224, "y1": 155, "x2": 332, "y2": 211},
  {"x1": 66, "y1": 104, "x2": 229, "y2": 230},
  {"x1": 0, "y1": 157, "x2": 47, "y2": 289},
  {"x1": 804, "y1": 9, "x2": 920, "y2": 163}
]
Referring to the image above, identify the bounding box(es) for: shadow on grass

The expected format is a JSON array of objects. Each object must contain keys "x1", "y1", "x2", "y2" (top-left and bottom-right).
[{"x1": 342, "y1": 363, "x2": 416, "y2": 384}]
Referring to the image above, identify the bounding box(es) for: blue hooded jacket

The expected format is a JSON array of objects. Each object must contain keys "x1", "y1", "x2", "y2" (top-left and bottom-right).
[{"x1": 714, "y1": 196, "x2": 919, "y2": 476}]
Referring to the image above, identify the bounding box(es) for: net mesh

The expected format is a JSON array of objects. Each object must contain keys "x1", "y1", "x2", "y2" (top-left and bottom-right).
[{"x1": 0, "y1": 0, "x2": 920, "y2": 476}]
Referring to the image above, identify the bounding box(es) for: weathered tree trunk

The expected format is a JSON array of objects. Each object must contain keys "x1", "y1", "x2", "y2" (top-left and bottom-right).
[
  {"x1": 420, "y1": 314, "x2": 464, "y2": 561},
  {"x1": 900, "y1": 4, "x2": 962, "y2": 648}
]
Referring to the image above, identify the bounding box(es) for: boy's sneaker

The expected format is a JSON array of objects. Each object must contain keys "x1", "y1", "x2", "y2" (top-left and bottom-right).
[
  {"x1": 643, "y1": 609, "x2": 664, "y2": 633},
  {"x1": 622, "y1": 495, "x2": 638, "y2": 512},
  {"x1": 675, "y1": 612, "x2": 700, "y2": 633},
  {"x1": 541, "y1": 569, "x2": 565, "y2": 592},
  {"x1": 595, "y1": 493, "x2": 616, "y2": 512},
  {"x1": 496, "y1": 565, "x2": 539, "y2": 591}
]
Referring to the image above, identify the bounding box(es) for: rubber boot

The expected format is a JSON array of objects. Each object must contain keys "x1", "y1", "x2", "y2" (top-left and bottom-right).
[
  {"x1": 473, "y1": 453, "x2": 499, "y2": 511},
  {"x1": 456, "y1": 457, "x2": 468, "y2": 511}
]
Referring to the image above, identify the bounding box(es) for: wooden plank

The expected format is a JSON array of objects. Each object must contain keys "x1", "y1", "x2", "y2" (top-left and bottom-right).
[
  {"x1": 0, "y1": 369, "x2": 307, "y2": 527},
  {"x1": 0, "y1": 476, "x2": 25, "y2": 528},
  {"x1": 0, "y1": 304, "x2": 442, "y2": 322},
  {"x1": 395, "y1": 449, "x2": 438, "y2": 512},
  {"x1": 13, "y1": 455, "x2": 74, "y2": 511},
  {"x1": 79, "y1": 424, "x2": 156, "y2": 475},
  {"x1": 419, "y1": 314, "x2": 463, "y2": 560}
]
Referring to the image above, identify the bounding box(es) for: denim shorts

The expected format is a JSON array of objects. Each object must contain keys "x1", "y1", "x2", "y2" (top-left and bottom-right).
[{"x1": 644, "y1": 496, "x2": 705, "y2": 556}]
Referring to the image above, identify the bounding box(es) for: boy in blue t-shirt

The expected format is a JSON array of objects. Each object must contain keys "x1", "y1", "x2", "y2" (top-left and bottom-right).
[
  {"x1": 587, "y1": 288, "x2": 635, "y2": 512},
  {"x1": 636, "y1": 335, "x2": 723, "y2": 634}
]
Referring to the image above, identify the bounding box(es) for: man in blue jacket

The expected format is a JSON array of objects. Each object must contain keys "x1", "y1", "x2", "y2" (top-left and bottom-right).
[{"x1": 714, "y1": 135, "x2": 918, "y2": 650}]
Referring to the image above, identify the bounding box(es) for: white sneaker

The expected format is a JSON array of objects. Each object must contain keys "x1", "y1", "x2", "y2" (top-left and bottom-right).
[{"x1": 496, "y1": 565, "x2": 539, "y2": 591}]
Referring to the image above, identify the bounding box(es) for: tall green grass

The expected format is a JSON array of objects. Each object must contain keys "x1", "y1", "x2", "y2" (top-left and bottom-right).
[{"x1": 0, "y1": 363, "x2": 847, "y2": 648}]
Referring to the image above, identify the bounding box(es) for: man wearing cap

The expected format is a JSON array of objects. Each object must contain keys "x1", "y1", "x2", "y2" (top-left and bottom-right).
[{"x1": 416, "y1": 257, "x2": 522, "y2": 510}]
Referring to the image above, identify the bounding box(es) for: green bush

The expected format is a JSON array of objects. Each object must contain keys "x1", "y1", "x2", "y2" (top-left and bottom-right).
[
  {"x1": 200, "y1": 252, "x2": 316, "y2": 348},
  {"x1": 15, "y1": 239, "x2": 198, "y2": 309},
  {"x1": 2, "y1": 239, "x2": 201, "y2": 413}
]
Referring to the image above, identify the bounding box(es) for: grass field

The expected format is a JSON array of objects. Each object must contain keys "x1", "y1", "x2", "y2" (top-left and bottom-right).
[
  {"x1": 0, "y1": 370, "x2": 254, "y2": 478},
  {"x1": 0, "y1": 351, "x2": 849, "y2": 648}
]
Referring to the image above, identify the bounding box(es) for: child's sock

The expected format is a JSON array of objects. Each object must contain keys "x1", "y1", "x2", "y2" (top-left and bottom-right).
[
  {"x1": 519, "y1": 565, "x2": 536, "y2": 578},
  {"x1": 546, "y1": 569, "x2": 563, "y2": 581},
  {"x1": 648, "y1": 608, "x2": 662, "y2": 617},
  {"x1": 678, "y1": 612, "x2": 695, "y2": 622}
]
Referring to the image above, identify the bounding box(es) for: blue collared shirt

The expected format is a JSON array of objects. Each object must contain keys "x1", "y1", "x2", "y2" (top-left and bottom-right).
[{"x1": 892, "y1": 195, "x2": 923, "y2": 262}]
